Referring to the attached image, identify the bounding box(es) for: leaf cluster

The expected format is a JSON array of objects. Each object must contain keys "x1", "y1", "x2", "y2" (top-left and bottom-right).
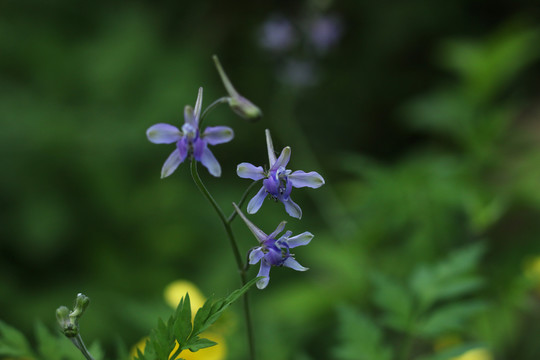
[
  {"x1": 0, "y1": 320, "x2": 104, "y2": 360},
  {"x1": 135, "y1": 277, "x2": 259, "y2": 360},
  {"x1": 333, "y1": 243, "x2": 487, "y2": 360}
]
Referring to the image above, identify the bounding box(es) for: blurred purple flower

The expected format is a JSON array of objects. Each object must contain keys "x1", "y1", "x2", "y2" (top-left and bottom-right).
[
  {"x1": 146, "y1": 87, "x2": 234, "y2": 178},
  {"x1": 308, "y1": 15, "x2": 343, "y2": 53},
  {"x1": 233, "y1": 204, "x2": 312, "y2": 289},
  {"x1": 259, "y1": 15, "x2": 297, "y2": 52},
  {"x1": 237, "y1": 129, "x2": 325, "y2": 219}
]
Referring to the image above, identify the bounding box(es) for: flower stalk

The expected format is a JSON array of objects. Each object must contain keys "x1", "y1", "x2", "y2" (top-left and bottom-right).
[{"x1": 189, "y1": 158, "x2": 257, "y2": 360}]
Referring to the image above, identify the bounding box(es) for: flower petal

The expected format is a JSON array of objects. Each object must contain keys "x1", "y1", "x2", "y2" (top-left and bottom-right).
[
  {"x1": 232, "y1": 203, "x2": 268, "y2": 243},
  {"x1": 146, "y1": 124, "x2": 182, "y2": 144},
  {"x1": 193, "y1": 87, "x2": 203, "y2": 125},
  {"x1": 184, "y1": 105, "x2": 195, "y2": 126},
  {"x1": 161, "y1": 149, "x2": 185, "y2": 178},
  {"x1": 271, "y1": 146, "x2": 291, "y2": 171},
  {"x1": 268, "y1": 221, "x2": 287, "y2": 240},
  {"x1": 289, "y1": 170, "x2": 325, "y2": 188},
  {"x1": 177, "y1": 137, "x2": 189, "y2": 160},
  {"x1": 265, "y1": 129, "x2": 277, "y2": 166},
  {"x1": 256, "y1": 262, "x2": 271, "y2": 289},
  {"x1": 283, "y1": 197, "x2": 302, "y2": 219},
  {"x1": 283, "y1": 257, "x2": 309, "y2": 271},
  {"x1": 286, "y1": 232, "x2": 313, "y2": 248},
  {"x1": 249, "y1": 247, "x2": 265, "y2": 265},
  {"x1": 203, "y1": 126, "x2": 234, "y2": 145},
  {"x1": 199, "y1": 146, "x2": 221, "y2": 177},
  {"x1": 237, "y1": 163, "x2": 265, "y2": 180},
  {"x1": 247, "y1": 186, "x2": 267, "y2": 214}
]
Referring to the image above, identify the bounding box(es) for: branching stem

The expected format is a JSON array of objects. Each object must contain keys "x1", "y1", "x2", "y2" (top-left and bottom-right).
[{"x1": 190, "y1": 158, "x2": 257, "y2": 360}]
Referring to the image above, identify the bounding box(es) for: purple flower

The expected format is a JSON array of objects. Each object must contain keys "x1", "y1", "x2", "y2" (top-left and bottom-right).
[
  {"x1": 146, "y1": 87, "x2": 234, "y2": 178},
  {"x1": 237, "y1": 130, "x2": 325, "y2": 219},
  {"x1": 258, "y1": 15, "x2": 297, "y2": 53},
  {"x1": 233, "y1": 203, "x2": 312, "y2": 289},
  {"x1": 308, "y1": 15, "x2": 343, "y2": 54}
]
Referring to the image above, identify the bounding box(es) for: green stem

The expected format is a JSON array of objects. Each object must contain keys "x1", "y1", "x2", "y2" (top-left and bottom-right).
[
  {"x1": 227, "y1": 180, "x2": 261, "y2": 223},
  {"x1": 189, "y1": 158, "x2": 256, "y2": 360},
  {"x1": 71, "y1": 334, "x2": 95, "y2": 360},
  {"x1": 199, "y1": 97, "x2": 229, "y2": 126}
]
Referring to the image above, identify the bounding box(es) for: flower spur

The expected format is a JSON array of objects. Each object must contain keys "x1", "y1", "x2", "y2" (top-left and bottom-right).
[
  {"x1": 146, "y1": 87, "x2": 234, "y2": 178},
  {"x1": 236, "y1": 129, "x2": 325, "y2": 219},
  {"x1": 233, "y1": 203, "x2": 312, "y2": 289}
]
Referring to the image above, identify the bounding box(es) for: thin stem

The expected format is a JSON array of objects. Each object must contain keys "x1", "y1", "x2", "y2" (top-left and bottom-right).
[
  {"x1": 199, "y1": 96, "x2": 229, "y2": 126},
  {"x1": 189, "y1": 158, "x2": 256, "y2": 360},
  {"x1": 71, "y1": 334, "x2": 95, "y2": 360},
  {"x1": 227, "y1": 180, "x2": 261, "y2": 223}
]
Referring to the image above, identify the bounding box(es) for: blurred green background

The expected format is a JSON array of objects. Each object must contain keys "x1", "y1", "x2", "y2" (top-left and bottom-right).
[{"x1": 2, "y1": 0, "x2": 540, "y2": 359}]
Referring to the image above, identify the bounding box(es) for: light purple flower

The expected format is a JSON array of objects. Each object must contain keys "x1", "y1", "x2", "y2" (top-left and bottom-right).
[
  {"x1": 308, "y1": 15, "x2": 343, "y2": 54},
  {"x1": 146, "y1": 87, "x2": 234, "y2": 178},
  {"x1": 233, "y1": 203, "x2": 312, "y2": 289},
  {"x1": 237, "y1": 129, "x2": 325, "y2": 219},
  {"x1": 258, "y1": 15, "x2": 297, "y2": 53}
]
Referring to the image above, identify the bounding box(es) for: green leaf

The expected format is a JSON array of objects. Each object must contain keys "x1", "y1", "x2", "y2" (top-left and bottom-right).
[
  {"x1": 192, "y1": 276, "x2": 260, "y2": 336},
  {"x1": 173, "y1": 294, "x2": 192, "y2": 344},
  {"x1": 0, "y1": 320, "x2": 34, "y2": 358},
  {"x1": 410, "y1": 243, "x2": 485, "y2": 309},
  {"x1": 138, "y1": 277, "x2": 260, "y2": 359},
  {"x1": 332, "y1": 305, "x2": 392, "y2": 360},
  {"x1": 186, "y1": 337, "x2": 218, "y2": 352},
  {"x1": 370, "y1": 272, "x2": 414, "y2": 332},
  {"x1": 417, "y1": 300, "x2": 488, "y2": 338}
]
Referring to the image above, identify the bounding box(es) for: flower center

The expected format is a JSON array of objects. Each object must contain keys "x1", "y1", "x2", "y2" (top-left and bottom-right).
[
  {"x1": 264, "y1": 166, "x2": 292, "y2": 200},
  {"x1": 181, "y1": 123, "x2": 198, "y2": 140}
]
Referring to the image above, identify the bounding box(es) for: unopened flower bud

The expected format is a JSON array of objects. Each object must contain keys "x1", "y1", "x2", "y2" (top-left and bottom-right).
[
  {"x1": 213, "y1": 55, "x2": 262, "y2": 121},
  {"x1": 72, "y1": 293, "x2": 90, "y2": 318},
  {"x1": 56, "y1": 306, "x2": 71, "y2": 329}
]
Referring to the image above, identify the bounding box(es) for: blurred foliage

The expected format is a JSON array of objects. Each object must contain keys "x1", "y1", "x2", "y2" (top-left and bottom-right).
[{"x1": 1, "y1": 0, "x2": 540, "y2": 360}]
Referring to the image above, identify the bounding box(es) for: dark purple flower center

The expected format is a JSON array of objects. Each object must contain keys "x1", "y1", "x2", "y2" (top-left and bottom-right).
[
  {"x1": 263, "y1": 166, "x2": 292, "y2": 201},
  {"x1": 262, "y1": 237, "x2": 290, "y2": 266}
]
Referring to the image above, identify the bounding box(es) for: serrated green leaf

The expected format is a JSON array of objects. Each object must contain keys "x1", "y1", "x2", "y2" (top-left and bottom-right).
[
  {"x1": 140, "y1": 278, "x2": 259, "y2": 359},
  {"x1": 0, "y1": 320, "x2": 34, "y2": 358},
  {"x1": 332, "y1": 305, "x2": 392, "y2": 360},
  {"x1": 417, "y1": 300, "x2": 488, "y2": 338},
  {"x1": 192, "y1": 295, "x2": 214, "y2": 335},
  {"x1": 173, "y1": 294, "x2": 192, "y2": 344},
  {"x1": 196, "y1": 277, "x2": 260, "y2": 335},
  {"x1": 410, "y1": 243, "x2": 485, "y2": 309},
  {"x1": 186, "y1": 337, "x2": 218, "y2": 352}
]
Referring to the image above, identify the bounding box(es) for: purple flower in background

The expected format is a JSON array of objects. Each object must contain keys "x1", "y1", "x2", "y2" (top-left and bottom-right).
[
  {"x1": 259, "y1": 15, "x2": 297, "y2": 52},
  {"x1": 237, "y1": 130, "x2": 325, "y2": 219},
  {"x1": 146, "y1": 87, "x2": 234, "y2": 178},
  {"x1": 308, "y1": 15, "x2": 343, "y2": 53},
  {"x1": 233, "y1": 204, "x2": 312, "y2": 289}
]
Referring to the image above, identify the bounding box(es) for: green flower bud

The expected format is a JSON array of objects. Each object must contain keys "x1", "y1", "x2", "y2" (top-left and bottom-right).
[
  {"x1": 72, "y1": 293, "x2": 90, "y2": 318},
  {"x1": 213, "y1": 55, "x2": 262, "y2": 121},
  {"x1": 56, "y1": 306, "x2": 71, "y2": 329}
]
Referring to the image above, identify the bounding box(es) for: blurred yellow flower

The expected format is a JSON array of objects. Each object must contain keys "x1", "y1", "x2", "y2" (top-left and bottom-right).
[
  {"x1": 451, "y1": 348, "x2": 493, "y2": 360},
  {"x1": 131, "y1": 280, "x2": 226, "y2": 360},
  {"x1": 164, "y1": 280, "x2": 206, "y2": 311},
  {"x1": 523, "y1": 256, "x2": 540, "y2": 296}
]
